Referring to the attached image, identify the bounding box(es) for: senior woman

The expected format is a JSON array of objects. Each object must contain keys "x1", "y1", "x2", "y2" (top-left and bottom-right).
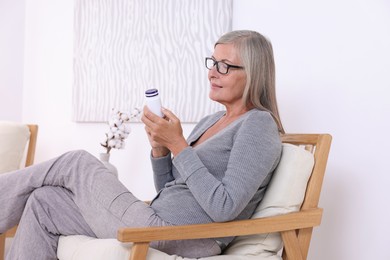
[{"x1": 0, "y1": 30, "x2": 284, "y2": 260}]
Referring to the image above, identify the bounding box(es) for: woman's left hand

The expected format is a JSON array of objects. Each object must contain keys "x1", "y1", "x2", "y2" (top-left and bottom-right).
[{"x1": 141, "y1": 106, "x2": 188, "y2": 157}]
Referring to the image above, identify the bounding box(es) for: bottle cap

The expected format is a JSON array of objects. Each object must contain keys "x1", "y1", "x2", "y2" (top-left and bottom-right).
[{"x1": 145, "y1": 89, "x2": 159, "y2": 97}]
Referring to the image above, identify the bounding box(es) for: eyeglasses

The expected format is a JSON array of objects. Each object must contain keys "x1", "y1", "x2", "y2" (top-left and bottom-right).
[{"x1": 205, "y1": 57, "x2": 244, "y2": 75}]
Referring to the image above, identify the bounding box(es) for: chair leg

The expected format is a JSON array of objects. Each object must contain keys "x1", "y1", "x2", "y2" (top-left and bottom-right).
[
  {"x1": 0, "y1": 226, "x2": 17, "y2": 260},
  {"x1": 129, "y1": 242, "x2": 150, "y2": 260},
  {"x1": 0, "y1": 233, "x2": 6, "y2": 260},
  {"x1": 5, "y1": 226, "x2": 17, "y2": 238},
  {"x1": 297, "y1": 227, "x2": 314, "y2": 260},
  {"x1": 281, "y1": 230, "x2": 304, "y2": 260}
]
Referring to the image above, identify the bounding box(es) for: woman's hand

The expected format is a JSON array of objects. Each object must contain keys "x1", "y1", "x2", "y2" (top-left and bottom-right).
[{"x1": 141, "y1": 106, "x2": 188, "y2": 157}]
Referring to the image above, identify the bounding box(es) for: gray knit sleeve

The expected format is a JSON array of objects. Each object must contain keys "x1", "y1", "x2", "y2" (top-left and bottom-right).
[{"x1": 150, "y1": 152, "x2": 174, "y2": 192}]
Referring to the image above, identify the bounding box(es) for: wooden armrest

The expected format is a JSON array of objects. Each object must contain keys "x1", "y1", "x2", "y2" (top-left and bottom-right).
[{"x1": 117, "y1": 208, "x2": 322, "y2": 243}]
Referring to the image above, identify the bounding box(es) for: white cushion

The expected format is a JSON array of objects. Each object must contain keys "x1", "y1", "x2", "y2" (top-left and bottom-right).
[
  {"x1": 58, "y1": 235, "x2": 276, "y2": 260},
  {"x1": 57, "y1": 143, "x2": 314, "y2": 260},
  {"x1": 0, "y1": 121, "x2": 30, "y2": 174},
  {"x1": 224, "y1": 143, "x2": 314, "y2": 256}
]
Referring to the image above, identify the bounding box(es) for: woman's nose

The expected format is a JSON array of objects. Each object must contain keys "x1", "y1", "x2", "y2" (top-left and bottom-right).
[{"x1": 208, "y1": 65, "x2": 219, "y2": 78}]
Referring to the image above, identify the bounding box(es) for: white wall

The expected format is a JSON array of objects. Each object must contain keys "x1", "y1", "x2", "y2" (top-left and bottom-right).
[
  {"x1": 2, "y1": 0, "x2": 390, "y2": 259},
  {"x1": 0, "y1": 0, "x2": 25, "y2": 121},
  {"x1": 233, "y1": 1, "x2": 390, "y2": 260}
]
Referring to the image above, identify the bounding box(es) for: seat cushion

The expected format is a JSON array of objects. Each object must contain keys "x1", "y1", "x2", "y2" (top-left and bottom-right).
[
  {"x1": 0, "y1": 121, "x2": 30, "y2": 174},
  {"x1": 58, "y1": 235, "x2": 280, "y2": 260},
  {"x1": 57, "y1": 143, "x2": 314, "y2": 260}
]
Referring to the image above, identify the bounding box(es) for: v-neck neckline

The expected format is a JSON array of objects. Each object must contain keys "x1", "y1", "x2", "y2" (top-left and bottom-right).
[{"x1": 189, "y1": 109, "x2": 255, "y2": 147}]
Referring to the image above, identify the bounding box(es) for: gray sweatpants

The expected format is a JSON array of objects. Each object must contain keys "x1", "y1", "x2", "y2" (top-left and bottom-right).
[{"x1": 0, "y1": 150, "x2": 220, "y2": 259}]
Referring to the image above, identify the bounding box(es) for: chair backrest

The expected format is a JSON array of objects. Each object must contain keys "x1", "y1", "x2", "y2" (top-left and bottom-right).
[
  {"x1": 281, "y1": 134, "x2": 331, "y2": 212},
  {"x1": 280, "y1": 133, "x2": 332, "y2": 259},
  {"x1": 0, "y1": 122, "x2": 38, "y2": 173},
  {"x1": 0, "y1": 122, "x2": 38, "y2": 260},
  {"x1": 224, "y1": 133, "x2": 332, "y2": 259}
]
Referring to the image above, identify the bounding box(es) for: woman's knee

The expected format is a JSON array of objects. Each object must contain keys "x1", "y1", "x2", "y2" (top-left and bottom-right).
[
  {"x1": 60, "y1": 150, "x2": 99, "y2": 170},
  {"x1": 65, "y1": 149, "x2": 94, "y2": 161},
  {"x1": 27, "y1": 187, "x2": 61, "y2": 204},
  {"x1": 26, "y1": 187, "x2": 72, "y2": 211}
]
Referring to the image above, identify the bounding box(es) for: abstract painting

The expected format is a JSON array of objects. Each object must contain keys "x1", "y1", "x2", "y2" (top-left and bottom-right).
[{"x1": 72, "y1": 0, "x2": 232, "y2": 122}]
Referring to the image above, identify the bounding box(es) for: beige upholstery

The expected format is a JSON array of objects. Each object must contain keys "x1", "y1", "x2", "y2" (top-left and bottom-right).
[
  {"x1": 58, "y1": 134, "x2": 332, "y2": 260},
  {"x1": 0, "y1": 122, "x2": 38, "y2": 260}
]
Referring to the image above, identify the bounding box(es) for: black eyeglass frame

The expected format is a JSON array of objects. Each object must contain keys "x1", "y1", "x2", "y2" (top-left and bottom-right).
[{"x1": 205, "y1": 57, "x2": 244, "y2": 75}]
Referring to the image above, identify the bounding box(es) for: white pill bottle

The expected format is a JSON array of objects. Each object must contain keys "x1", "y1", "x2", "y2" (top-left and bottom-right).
[{"x1": 145, "y1": 88, "x2": 163, "y2": 117}]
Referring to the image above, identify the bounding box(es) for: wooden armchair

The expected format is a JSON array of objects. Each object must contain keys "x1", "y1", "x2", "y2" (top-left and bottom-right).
[
  {"x1": 117, "y1": 134, "x2": 332, "y2": 260},
  {"x1": 0, "y1": 123, "x2": 38, "y2": 260}
]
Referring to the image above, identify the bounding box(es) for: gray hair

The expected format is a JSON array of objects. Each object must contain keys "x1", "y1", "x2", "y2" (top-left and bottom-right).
[{"x1": 216, "y1": 30, "x2": 284, "y2": 133}]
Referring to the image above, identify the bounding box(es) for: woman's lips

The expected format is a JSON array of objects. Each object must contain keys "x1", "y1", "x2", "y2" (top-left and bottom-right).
[{"x1": 211, "y1": 83, "x2": 222, "y2": 88}]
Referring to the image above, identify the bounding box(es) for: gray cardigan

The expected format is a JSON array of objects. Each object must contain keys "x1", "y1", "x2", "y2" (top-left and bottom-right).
[{"x1": 150, "y1": 109, "x2": 282, "y2": 244}]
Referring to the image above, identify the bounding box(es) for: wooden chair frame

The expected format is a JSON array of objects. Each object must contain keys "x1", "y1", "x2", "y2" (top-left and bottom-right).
[
  {"x1": 117, "y1": 133, "x2": 332, "y2": 260},
  {"x1": 0, "y1": 124, "x2": 38, "y2": 260}
]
